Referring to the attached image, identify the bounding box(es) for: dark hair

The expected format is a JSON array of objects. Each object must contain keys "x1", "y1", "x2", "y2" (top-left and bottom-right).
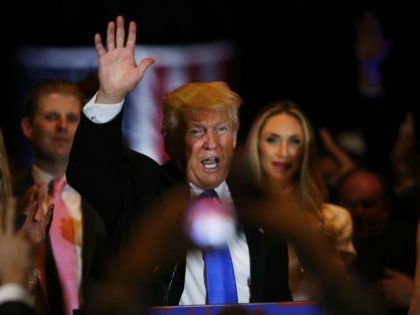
[{"x1": 334, "y1": 167, "x2": 393, "y2": 209}]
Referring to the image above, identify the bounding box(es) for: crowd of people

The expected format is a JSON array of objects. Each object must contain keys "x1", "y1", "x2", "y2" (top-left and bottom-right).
[{"x1": 1, "y1": 13, "x2": 419, "y2": 315}]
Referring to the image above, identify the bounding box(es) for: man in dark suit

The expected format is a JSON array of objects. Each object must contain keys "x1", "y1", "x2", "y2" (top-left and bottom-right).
[
  {"x1": 67, "y1": 16, "x2": 291, "y2": 306},
  {"x1": 15, "y1": 79, "x2": 106, "y2": 315}
]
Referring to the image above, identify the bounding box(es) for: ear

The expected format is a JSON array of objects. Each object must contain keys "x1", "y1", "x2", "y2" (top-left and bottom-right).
[
  {"x1": 21, "y1": 117, "x2": 34, "y2": 140},
  {"x1": 232, "y1": 130, "x2": 238, "y2": 149}
]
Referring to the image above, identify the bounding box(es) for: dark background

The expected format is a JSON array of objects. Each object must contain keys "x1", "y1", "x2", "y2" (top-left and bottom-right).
[{"x1": 2, "y1": 0, "x2": 420, "y2": 173}]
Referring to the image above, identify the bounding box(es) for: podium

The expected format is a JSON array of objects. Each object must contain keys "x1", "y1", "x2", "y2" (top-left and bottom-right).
[{"x1": 150, "y1": 302, "x2": 324, "y2": 315}]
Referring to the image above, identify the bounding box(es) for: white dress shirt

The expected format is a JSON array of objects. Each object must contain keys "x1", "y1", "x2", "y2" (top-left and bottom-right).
[
  {"x1": 0, "y1": 284, "x2": 33, "y2": 307},
  {"x1": 179, "y1": 182, "x2": 250, "y2": 305}
]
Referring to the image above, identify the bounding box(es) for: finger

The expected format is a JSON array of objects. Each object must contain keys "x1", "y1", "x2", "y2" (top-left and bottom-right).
[
  {"x1": 405, "y1": 112, "x2": 414, "y2": 132},
  {"x1": 34, "y1": 182, "x2": 46, "y2": 201},
  {"x1": 106, "y1": 20, "x2": 116, "y2": 51},
  {"x1": 34, "y1": 203, "x2": 54, "y2": 244},
  {"x1": 19, "y1": 184, "x2": 36, "y2": 214},
  {"x1": 137, "y1": 58, "x2": 156, "y2": 78},
  {"x1": 94, "y1": 33, "x2": 106, "y2": 58},
  {"x1": 126, "y1": 20, "x2": 137, "y2": 51},
  {"x1": 115, "y1": 15, "x2": 125, "y2": 48},
  {"x1": 319, "y1": 128, "x2": 335, "y2": 149},
  {"x1": 23, "y1": 194, "x2": 35, "y2": 215},
  {"x1": 26, "y1": 200, "x2": 39, "y2": 222},
  {"x1": 44, "y1": 204, "x2": 54, "y2": 233}
]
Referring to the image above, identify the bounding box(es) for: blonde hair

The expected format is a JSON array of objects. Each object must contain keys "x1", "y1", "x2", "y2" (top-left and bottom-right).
[
  {"x1": 161, "y1": 81, "x2": 241, "y2": 167},
  {"x1": 244, "y1": 99, "x2": 326, "y2": 218},
  {"x1": 0, "y1": 128, "x2": 12, "y2": 208}
]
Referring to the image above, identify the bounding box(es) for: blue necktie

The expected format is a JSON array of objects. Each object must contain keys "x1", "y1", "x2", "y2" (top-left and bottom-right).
[{"x1": 200, "y1": 189, "x2": 238, "y2": 304}]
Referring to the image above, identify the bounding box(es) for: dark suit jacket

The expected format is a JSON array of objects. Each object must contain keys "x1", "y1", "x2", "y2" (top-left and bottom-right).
[
  {"x1": 67, "y1": 113, "x2": 291, "y2": 306},
  {"x1": 0, "y1": 300, "x2": 37, "y2": 315},
  {"x1": 14, "y1": 173, "x2": 107, "y2": 315}
]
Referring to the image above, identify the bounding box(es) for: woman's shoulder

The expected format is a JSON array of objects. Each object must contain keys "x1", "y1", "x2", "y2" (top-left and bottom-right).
[
  {"x1": 321, "y1": 202, "x2": 353, "y2": 229},
  {"x1": 321, "y1": 203, "x2": 356, "y2": 258}
]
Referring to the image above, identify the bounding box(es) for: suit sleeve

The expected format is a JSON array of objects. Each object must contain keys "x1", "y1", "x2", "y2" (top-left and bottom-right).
[{"x1": 67, "y1": 111, "x2": 162, "y2": 246}]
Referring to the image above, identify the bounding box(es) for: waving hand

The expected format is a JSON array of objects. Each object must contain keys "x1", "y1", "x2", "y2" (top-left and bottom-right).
[{"x1": 95, "y1": 16, "x2": 155, "y2": 104}]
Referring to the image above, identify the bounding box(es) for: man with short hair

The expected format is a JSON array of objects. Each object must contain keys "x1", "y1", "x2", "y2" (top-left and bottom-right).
[
  {"x1": 15, "y1": 78, "x2": 106, "y2": 315},
  {"x1": 67, "y1": 16, "x2": 291, "y2": 307}
]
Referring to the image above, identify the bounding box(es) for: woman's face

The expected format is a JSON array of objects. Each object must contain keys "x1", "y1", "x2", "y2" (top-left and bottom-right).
[{"x1": 258, "y1": 113, "x2": 304, "y2": 186}]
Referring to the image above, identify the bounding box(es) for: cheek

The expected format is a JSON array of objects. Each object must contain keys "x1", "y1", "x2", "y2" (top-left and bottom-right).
[
  {"x1": 292, "y1": 150, "x2": 303, "y2": 170},
  {"x1": 258, "y1": 143, "x2": 274, "y2": 160},
  {"x1": 185, "y1": 139, "x2": 201, "y2": 161},
  {"x1": 290, "y1": 147, "x2": 302, "y2": 158},
  {"x1": 35, "y1": 121, "x2": 55, "y2": 134},
  {"x1": 32, "y1": 123, "x2": 50, "y2": 137},
  {"x1": 220, "y1": 137, "x2": 235, "y2": 153},
  {"x1": 289, "y1": 148, "x2": 303, "y2": 168},
  {"x1": 68, "y1": 122, "x2": 79, "y2": 134}
]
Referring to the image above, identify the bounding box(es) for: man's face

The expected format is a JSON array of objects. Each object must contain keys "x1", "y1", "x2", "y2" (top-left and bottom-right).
[
  {"x1": 184, "y1": 110, "x2": 237, "y2": 189},
  {"x1": 337, "y1": 172, "x2": 386, "y2": 240},
  {"x1": 21, "y1": 93, "x2": 81, "y2": 165}
]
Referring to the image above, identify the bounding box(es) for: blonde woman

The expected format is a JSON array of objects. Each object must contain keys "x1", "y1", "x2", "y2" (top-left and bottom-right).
[
  {"x1": 0, "y1": 128, "x2": 53, "y2": 314},
  {"x1": 243, "y1": 99, "x2": 356, "y2": 301},
  {"x1": 0, "y1": 128, "x2": 12, "y2": 209}
]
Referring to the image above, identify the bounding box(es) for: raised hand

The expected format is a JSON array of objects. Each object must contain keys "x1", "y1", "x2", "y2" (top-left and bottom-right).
[
  {"x1": 319, "y1": 127, "x2": 356, "y2": 183},
  {"x1": 355, "y1": 9, "x2": 392, "y2": 95},
  {"x1": 391, "y1": 112, "x2": 416, "y2": 194},
  {"x1": 21, "y1": 200, "x2": 53, "y2": 245},
  {"x1": 392, "y1": 112, "x2": 416, "y2": 172},
  {"x1": 94, "y1": 16, "x2": 156, "y2": 104}
]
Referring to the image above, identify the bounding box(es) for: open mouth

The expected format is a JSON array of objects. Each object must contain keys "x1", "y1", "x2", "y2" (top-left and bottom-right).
[{"x1": 201, "y1": 157, "x2": 220, "y2": 170}]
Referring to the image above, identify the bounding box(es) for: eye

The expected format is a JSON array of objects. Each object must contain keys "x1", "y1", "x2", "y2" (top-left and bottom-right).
[
  {"x1": 66, "y1": 113, "x2": 80, "y2": 123},
  {"x1": 215, "y1": 125, "x2": 228, "y2": 134},
  {"x1": 189, "y1": 127, "x2": 205, "y2": 138},
  {"x1": 288, "y1": 136, "x2": 303, "y2": 148},
  {"x1": 264, "y1": 135, "x2": 279, "y2": 144},
  {"x1": 44, "y1": 112, "x2": 60, "y2": 121}
]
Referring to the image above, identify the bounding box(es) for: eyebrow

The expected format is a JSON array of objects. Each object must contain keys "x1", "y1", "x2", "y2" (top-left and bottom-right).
[{"x1": 261, "y1": 132, "x2": 302, "y2": 137}]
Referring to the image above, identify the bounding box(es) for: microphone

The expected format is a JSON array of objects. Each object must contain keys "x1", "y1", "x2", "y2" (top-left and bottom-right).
[{"x1": 185, "y1": 196, "x2": 236, "y2": 248}]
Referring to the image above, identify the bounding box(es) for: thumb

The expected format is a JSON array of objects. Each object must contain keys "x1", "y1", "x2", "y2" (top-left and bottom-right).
[{"x1": 137, "y1": 58, "x2": 156, "y2": 77}]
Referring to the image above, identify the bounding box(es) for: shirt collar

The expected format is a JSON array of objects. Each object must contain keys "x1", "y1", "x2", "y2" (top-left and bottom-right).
[
  {"x1": 32, "y1": 165, "x2": 66, "y2": 188},
  {"x1": 189, "y1": 181, "x2": 231, "y2": 202}
]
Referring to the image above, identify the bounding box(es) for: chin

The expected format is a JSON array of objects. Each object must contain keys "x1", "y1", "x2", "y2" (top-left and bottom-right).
[{"x1": 203, "y1": 177, "x2": 224, "y2": 188}]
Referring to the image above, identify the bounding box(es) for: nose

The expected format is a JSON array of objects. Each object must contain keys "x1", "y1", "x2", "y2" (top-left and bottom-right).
[
  {"x1": 350, "y1": 204, "x2": 366, "y2": 217},
  {"x1": 276, "y1": 141, "x2": 289, "y2": 157},
  {"x1": 204, "y1": 130, "x2": 217, "y2": 149},
  {"x1": 56, "y1": 115, "x2": 68, "y2": 131}
]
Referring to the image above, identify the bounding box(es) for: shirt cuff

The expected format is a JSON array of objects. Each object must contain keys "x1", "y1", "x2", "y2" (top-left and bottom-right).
[
  {"x1": 0, "y1": 283, "x2": 33, "y2": 307},
  {"x1": 83, "y1": 92, "x2": 124, "y2": 123}
]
